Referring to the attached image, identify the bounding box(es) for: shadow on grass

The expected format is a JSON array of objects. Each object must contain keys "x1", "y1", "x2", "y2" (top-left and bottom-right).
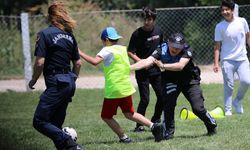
[
  {"x1": 174, "y1": 133, "x2": 209, "y2": 139},
  {"x1": 84, "y1": 136, "x2": 155, "y2": 146},
  {"x1": 83, "y1": 134, "x2": 209, "y2": 146}
]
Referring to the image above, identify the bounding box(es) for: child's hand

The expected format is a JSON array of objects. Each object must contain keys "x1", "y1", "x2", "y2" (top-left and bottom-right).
[{"x1": 154, "y1": 60, "x2": 165, "y2": 72}]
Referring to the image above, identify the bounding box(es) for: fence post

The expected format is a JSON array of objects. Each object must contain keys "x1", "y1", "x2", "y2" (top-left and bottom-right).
[
  {"x1": 21, "y1": 13, "x2": 32, "y2": 91},
  {"x1": 234, "y1": 3, "x2": 239, "y2": 17}
]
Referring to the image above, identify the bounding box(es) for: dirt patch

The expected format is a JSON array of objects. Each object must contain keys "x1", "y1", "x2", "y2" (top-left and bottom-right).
[{"x1": 0, "y1": 66, "x2": 223, "y2": 92}]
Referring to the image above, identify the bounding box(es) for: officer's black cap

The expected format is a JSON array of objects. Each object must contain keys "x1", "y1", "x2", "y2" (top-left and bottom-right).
[{"x1": 168, "y1": 33, "x2": 185, "y2": 49}]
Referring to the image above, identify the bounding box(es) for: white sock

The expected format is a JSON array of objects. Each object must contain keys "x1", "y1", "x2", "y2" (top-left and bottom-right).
[
  {"x1": 150, "y1": 123, "x2": 154, "y2": 129},
  {"x1": 120, "y1": 134, "x2": 128, "y2": 139}
]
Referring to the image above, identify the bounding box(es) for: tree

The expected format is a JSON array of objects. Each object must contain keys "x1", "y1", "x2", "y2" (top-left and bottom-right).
[{"x1": 0, "y1": 0, "x2": 47, "y2": 15}]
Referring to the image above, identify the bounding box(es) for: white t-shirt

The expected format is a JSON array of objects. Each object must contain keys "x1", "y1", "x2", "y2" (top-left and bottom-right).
[
  {"x1": 97, "y1": 46, "x2": 114, "y2": 66},
  {"x1": 214, "y1": 17, "x2": 249, "y2": 61}
]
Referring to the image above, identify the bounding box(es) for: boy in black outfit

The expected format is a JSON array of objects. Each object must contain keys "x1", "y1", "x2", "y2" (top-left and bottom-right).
[{"x1": 128, "y1": 6, "x2": 164, "y2": 132}]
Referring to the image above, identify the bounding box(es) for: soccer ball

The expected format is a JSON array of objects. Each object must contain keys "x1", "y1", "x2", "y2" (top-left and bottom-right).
[{"x1": 62, "y1": 127, "x2": 77, "y2": 141}]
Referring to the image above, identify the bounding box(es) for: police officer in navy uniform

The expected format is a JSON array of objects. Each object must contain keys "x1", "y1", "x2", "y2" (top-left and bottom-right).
[
  {"x1": 128, "y1": 6, "x2": 164, "y2": 132},
  {"x1": 131, "y1": 33, "x2": 217, "y2": 141},
  {"x1": 28, "y1": 2, "x2": 83, "y2": 150}
]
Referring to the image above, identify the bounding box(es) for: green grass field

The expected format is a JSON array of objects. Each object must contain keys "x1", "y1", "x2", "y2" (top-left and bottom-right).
[{"x1": 0, "y1": 84, "x2": 250, "y2": 150}]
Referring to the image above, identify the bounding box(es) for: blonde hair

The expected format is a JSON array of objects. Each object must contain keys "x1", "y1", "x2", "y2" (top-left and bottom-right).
[{"x1": 48, "y1": 1, "x2": 76, "y2": 32}]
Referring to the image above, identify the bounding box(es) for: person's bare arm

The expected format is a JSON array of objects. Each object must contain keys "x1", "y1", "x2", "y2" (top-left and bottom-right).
[
  {"x1": 72, "y1": 59, "x2": 81, "y2": 77},
  {"x1": 213, "y1": 41, "x2": 221, "y2": 73},
  {"x1": 246, "y1": 32, "x2": 250, "y2": 48},
  {"x1": 130, "y1": 56, "x2": 155, "y2": 71},
  {"x1": 28, "y1": 56, "x2": 44, "y2": 89},
  {"x1": 128, "y1": 51, "x2": 141, "y2": 62},
  {"x1": 78, "y1": 49, "x2": 103, "y2": 66},
  {"x1": 154, "y1": 58, "x2": 190, "y2": 71}
]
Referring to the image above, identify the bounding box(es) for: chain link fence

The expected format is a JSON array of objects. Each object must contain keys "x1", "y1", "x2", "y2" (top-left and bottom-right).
[{"x1": 0, "y1": 5, "x2": 250, "y2": 90}]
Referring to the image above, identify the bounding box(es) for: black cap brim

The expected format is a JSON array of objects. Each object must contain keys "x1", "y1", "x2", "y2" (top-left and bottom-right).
[{"x1": 168, "y1": 42, "x2": 184, "y2": 49}]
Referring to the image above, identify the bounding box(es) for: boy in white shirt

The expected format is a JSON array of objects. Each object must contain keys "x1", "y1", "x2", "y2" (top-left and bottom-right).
[
  {"x1": 78, "y1": 27, "x2": 164, "y2": 143},
  {"x1": 213, "y1": 0, "x2": 250, "y2": 116}
]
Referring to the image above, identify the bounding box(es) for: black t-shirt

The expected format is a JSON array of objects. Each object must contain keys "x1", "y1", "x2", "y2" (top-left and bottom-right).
[
  {"x1": 152, "y1": 42, "x2": 200, "y2": 84},
  {"x1": 128, "y1": 26, "x2": 163, "y2": 75},
  {"x1": 35, "y1": 26, "x2": 79, "y2": 74}
]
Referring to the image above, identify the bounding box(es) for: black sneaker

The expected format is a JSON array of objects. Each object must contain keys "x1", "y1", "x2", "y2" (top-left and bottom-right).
[
  {"x1": 206, "y1": 120, "x2": 217, "y2": 136},
  {"x1": 61, "y1": 138, "x2": 84, "y2": 150},
  {"x1": 151, "y1": 123, "x2": 164, "y2": 142},
  {"x1": 133, "y1": 126, "x2": 145, "y2": 132},
  {"x1": 69, "y1": 144, "x2": 84, "y2": 150},
  {"x1": 164, "y1": 131, "x2": 174, "y2": 140},
  {"x1": 207, "y1": 125, "x2": 217, "y2": 136},
  {"x1": 205, "y1": 111, "x2": 217, "y2": 136},
  {"x1": 119, "y1": 137, "x2": 133, "y2": 144}
]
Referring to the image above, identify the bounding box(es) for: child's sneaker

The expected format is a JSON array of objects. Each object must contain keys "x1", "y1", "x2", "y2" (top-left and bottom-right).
[
  {"x1": 133, "y1": 126, "x2": 145, "y2": 132},
  {"x1": 233, "y1": 100, "x2": 243, "y2": 114},
  {"x1": 119, "y1": 137, "x2": 132, "y2": 144}
]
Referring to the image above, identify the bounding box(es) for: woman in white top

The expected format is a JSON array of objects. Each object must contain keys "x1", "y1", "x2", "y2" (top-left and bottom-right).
[{"x1": 213, "y1": 0, "x2": 250, "y2": 116}]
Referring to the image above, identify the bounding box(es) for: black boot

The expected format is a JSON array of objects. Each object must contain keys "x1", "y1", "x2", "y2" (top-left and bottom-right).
[
  {"x1": 204, "y1": 112, "x2": 217, "y2": 136},
  {"x1": 60, "y1": 138, "x2": 84, "y2": 150}
]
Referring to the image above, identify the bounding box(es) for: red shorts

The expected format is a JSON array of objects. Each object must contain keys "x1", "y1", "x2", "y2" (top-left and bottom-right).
[{"x1": 101, "y1": 95, "x2": 135, "y2": 119}]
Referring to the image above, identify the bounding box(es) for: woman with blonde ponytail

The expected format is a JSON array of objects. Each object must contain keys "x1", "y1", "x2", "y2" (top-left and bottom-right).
[
  {"x1": 48, "y1": 1, "x2": 77, "y2": 32},
  {"x1": 29, "y1": 1, "x2": 83, "y2": 149}
]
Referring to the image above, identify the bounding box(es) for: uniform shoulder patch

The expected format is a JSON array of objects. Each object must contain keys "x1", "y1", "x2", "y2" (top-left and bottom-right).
[{"x1": 187, "y1": 51, "x2": 192, "y2": 57}]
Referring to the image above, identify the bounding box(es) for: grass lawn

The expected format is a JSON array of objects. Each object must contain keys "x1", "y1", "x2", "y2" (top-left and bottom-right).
[{"x1": 0, "y1": 84, "x2": 250, "y2": 150}]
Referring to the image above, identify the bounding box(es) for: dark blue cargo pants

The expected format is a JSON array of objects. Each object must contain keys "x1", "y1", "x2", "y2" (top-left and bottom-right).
[{"x1": 33, "y1": 72, "x2": 77, "y2": 149}]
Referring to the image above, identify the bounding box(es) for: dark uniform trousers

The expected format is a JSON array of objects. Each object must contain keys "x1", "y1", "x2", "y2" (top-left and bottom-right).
[
  {"x1": 136, "y1": 72, "x2": 163, "y2": 126},
  {"x1": 162, "y1": 81, "x2": 216, "y2": 136},
  {"x1": 33, "y1": 72, "x2": 77, "y2": 149}
]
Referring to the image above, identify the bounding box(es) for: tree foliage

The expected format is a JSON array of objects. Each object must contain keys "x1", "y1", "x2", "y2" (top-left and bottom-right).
[
  {"x1": 1, "y1": 0, "x2": 250, "y2": 15},
  {"x1": 0, "y1": 0, "x2": 47, "y2": 15}
]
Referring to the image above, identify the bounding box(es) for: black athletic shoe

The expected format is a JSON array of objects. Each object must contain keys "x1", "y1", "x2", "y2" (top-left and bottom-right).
[
  {"x1": 72, "y1": 144, "x2": 84, "y2": 150},
  {"x1": 205, "y1": 111, "x2": 217, "y2": 136},
  {"x1": 133, "y1": 126, "x2": 145, "y2": 132},
  {"x1": 164, "y1": 131, "x2": 174, "y2": 140},
  {"x1": 207, "y1": 125, "x2": 217, "y2": 136},
  {"x1": 151, "y1": 123, "x2": 164, "y2": 142},
  {"x1": 119, "y1": 137, "x2": 133, "y2": 144},
  {"x1": 61, "y1": 138, "x2": 84, "y2": 150}
]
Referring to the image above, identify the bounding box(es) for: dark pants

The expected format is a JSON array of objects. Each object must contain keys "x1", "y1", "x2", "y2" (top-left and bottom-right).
[
  {"x1": 162, "y1": 82, "x2": 216, "y2": 136},
  {"x1": 135, "y1": 73, "x2": 163, "y2": 127},
  {"x1": 33, "y1": 72, "x2": 76, "y2": 149}
]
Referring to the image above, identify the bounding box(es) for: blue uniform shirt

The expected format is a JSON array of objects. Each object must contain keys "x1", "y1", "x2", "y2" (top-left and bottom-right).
[
  {"x1": 35, "y1": 25, "x2": 80, "y2": 75},
  {"x1": 152, "y1": 42, "x2": 200, "y2": 84}
]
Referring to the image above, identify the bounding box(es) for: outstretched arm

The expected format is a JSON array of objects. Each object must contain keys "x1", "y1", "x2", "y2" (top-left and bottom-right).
[
  {"x1": 154, "y1": 58, "x2": 190, "y2": 71},
  {"x1": 128, "y1": 51, "x2": 141, "y2": 62},
  {"x1": 130, "y1": 56, "x2": 155, "y2": 71},
  {"x1": 78, "y1": 49, "x2": 103, "y2": 66}
]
